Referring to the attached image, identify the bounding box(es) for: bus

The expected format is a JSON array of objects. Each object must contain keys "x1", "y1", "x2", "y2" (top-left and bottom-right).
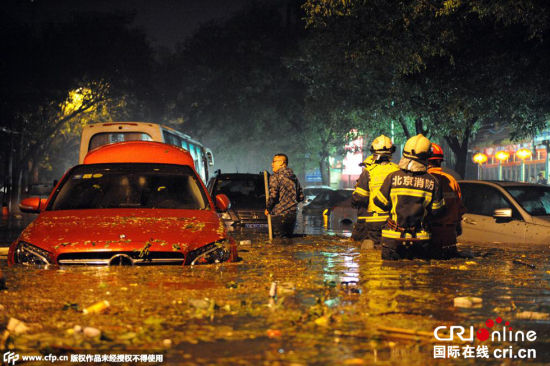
[{"x1": 80, "y1": 122, "x2": 214, "y2": 183}]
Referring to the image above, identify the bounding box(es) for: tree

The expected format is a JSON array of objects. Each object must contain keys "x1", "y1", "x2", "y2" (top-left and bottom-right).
[
  {"x1": 300, "y1": 0, "x2": 550, "y2": 177},
  {"x1": 0, "y1": 9, "x2": 156, "y2": 206},
  {"x1": 161, "y1": 1, "x2": 309, "y2": 175}
]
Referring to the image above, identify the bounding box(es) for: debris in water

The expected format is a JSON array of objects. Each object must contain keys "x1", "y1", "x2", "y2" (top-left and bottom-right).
[
  {"x1": 512, "y1": 260, "x2": 535, "y2": 269},
  {"x1": 82, "y1": 300, "x2": 110, "y2": 315},
  {"x1": 515, "y1": 311, "x2": 549, "y2": 320},
  {"x1": 269, "y1": 282, "x2": 277, "y2": 298},
  {"x1": 453, "y1": 297, "x2": 482, "y2": 308},
  {"x1": 83, "y1": 327, "x2": 101, "y2": 338},
  {"x1": 7, "y1": 318, "x2": 30, "y2": 335}
]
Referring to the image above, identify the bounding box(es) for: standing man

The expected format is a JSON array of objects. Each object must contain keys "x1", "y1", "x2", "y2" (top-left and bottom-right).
[
  {"x1": 427, "y1": 143, "x2": 466, "y2": 259},
  {"x1": 537, "y1": 171, "x2": 546, "y2": 185},
  {"x1": 373, "y1": 134, "x2": 445, "y2": 260},
  {"x1": 351, "y1": 135, "x2": 399, "y2": 247},
  {"x1": 265, "y1": 153, "x2": 304, "y2": 237}
]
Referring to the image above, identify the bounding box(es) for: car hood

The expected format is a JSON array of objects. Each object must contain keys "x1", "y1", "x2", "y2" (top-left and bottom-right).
[
  {"x1": 17, "y1": 209, "x2": 226, "y2": 255},
  {"x1": 531, "y1": 216, "x2": 550, "y2": 227}
]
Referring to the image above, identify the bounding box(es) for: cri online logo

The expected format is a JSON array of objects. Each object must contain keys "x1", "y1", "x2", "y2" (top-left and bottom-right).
[{"x1": 434, "y1": 317, "x2": 537, "y2": 342}]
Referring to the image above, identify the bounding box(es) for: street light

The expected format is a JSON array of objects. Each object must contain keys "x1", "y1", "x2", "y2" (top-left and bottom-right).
[
  {"x1": 516, "y1": 148, "x2": 532, "y2": 182},
  {"x1": 495, "y1": 151, "x2": 510, "y2": 180},
  {"x1": 473, "y1": 153, "x2": 488, "y2": 179}
]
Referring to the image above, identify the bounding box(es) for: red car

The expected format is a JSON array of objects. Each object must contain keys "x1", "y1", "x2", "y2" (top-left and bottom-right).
[{"x1": 9, "y1": 141, "x2": 236, "y2": 266}]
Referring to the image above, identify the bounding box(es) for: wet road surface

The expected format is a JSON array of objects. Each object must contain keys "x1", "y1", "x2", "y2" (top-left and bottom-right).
[{"x1": 1, "y1": 216, "x2": 550, "y2": 364}]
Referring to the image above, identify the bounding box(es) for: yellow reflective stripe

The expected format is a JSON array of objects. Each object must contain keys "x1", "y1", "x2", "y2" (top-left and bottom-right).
[
  {"x1": 382, "y1": 229, "x2": 431, "y2": 240},
  {"x1": 432, "y1": 198, "x2": 445, "y2": 210},
  {"x1": 375, "y1": 190, "x2": 388, "y2": 206},
  {"x1": 390, "y1": 188, "x2": 433, "y2": 200},
  {"x1": 353, "y1": 187, "x2": 369, "y2": 196},
  {"x1": 358, "y1": 213, "x2": 388, "y2": 222},
  {"x1": 365, "y1": 215, "x2": 388, "y2": 222}
]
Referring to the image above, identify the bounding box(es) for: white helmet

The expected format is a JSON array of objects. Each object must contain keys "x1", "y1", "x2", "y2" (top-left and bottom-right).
[
  {"x1": 370, "y1": 135, "x2": 395, "y2": 155},
  {"x1": 403, "y1": 134, "x2": 432, "y2": 162}
]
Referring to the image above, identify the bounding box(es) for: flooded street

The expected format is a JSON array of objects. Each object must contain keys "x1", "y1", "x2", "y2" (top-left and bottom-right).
[{"x1": 1, "y1": 219, "x2": 550, "y2": 364}]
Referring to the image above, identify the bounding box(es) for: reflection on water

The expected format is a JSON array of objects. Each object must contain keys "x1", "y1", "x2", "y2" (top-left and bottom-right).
[{"x1": 1, "y1": 233, "x2": 550, "y2": 364}]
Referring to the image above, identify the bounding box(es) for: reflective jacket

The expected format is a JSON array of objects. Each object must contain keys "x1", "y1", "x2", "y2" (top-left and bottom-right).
[
  {"x1": 352, "y1": 156, "x2": 399, "y2": 223},
  {"x1": 373, "y1": 169, "x2": 445, "y2": 240},
  {"x1": 427, "y1": 167, "x2": 466, "y2": 226}
]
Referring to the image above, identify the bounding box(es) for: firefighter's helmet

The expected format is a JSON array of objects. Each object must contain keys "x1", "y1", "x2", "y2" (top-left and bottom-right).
[
  {"x1": 370, "y1": 135, "x2": 395, "y2": 154},
  {"x1": 429, "y1": 143, "x2": 444, "y2": 161},
  {"x1": 403, "y1": 134, "x2": 432, "y2": 162}
]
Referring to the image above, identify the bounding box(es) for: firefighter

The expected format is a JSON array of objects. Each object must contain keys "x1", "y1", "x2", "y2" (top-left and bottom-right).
[
  {"x1": 427, "y1": 143, "x2": 466, "y2": 258},
  {"x1": 351, "y1": 135, "x2": 399, "y2": 247},
  {"x1": 373, "y1": 134, "x2": 445, "y2": 260}
]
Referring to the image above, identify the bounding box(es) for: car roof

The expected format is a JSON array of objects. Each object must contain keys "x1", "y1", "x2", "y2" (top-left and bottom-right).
[
  {"x1": 215, "y1": 173, "x2": 262, "y2": 179},
  {"x1": 83, "y1": 141, "x2": 195, "y2": 166},
  {"x1": 459, "y1": 180, "x2": 544, "y2": 188}
]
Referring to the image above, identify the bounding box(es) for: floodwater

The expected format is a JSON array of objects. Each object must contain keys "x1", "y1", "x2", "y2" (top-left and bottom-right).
[{"x1": 1, "y1": 219, "x2": 550, "y2": 364}]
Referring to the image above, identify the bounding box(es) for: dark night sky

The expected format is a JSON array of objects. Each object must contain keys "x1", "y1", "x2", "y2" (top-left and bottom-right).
[{"x1": 7, "y1": 0, "x2": 253, "y2": 49}]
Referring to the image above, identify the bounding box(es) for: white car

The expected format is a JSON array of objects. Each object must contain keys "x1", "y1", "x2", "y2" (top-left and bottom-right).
[{"x1": 458, "y1": 180, "x2": 550, "y2": 245}]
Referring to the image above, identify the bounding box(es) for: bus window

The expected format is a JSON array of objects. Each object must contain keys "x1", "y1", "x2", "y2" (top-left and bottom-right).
[
  {"x1": 162, "y1": 131, "x2": 181, "y2": 147},
  {"x1": 181, "y1": 140, "x2": 188, "y2": 150},
  {"x1": 188, "y1": 143, "x2": 198, "y2": 161},
  {"x1": 89, "y1": 132, "x2": 152, "y2": 151}
]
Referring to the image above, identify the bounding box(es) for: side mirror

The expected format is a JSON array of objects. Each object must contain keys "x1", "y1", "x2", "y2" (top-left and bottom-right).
[
  {"x1": 215, "y1": 194, "x2": 231, "y2": 212},
  {"x1": 493, "y1": 208, "x2": 512, "y2": 219},
  {"x1": 19, "y1": 197, "x2": 47, "y2": 213},
  {"x1": 206, "y1": 149, "x2": 214, "y2": 166}
]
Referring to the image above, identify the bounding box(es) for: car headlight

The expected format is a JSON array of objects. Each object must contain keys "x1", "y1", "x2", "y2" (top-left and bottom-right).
[
  {"x1": 14, "y1": 241, "x2": 51, "y2": 266},
  {"x1": 185, "y1": 240, "x2": 233, "y2": 265}
]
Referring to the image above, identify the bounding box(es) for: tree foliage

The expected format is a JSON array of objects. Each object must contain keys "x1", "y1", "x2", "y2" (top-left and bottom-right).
[
  {"x1": 301, "y1": 0, "x2": 550, "y2": 177},
  {"x1": 1, "y1": 8, "x2": 156, "y2": 203}
]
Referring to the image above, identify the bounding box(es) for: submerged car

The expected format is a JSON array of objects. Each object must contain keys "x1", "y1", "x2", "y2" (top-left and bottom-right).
[
  {"x1": 303, "y1": 185, "x2": 333, "y2": 205},
  {"x1": 9, "y1": 141, "x2": 236, "y2": 266},
  {"x1": 325, "y1": 196, "x2": 357, "y2": 231},
  {"x1": 458, "y1": 180, "x2": 550, "y2": 245},
  {"x1": 302, "y1": 189, "x2": 353, "y2": 217},
  {"x1": 207, "y1": 172, "x2": 267, "y2": 230}
]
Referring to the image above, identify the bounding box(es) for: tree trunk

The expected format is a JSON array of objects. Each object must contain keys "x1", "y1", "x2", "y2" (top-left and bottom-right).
[
  {"x1": 444, "y1": 119, "x2": 475, "y2": 179},
  {"x1": 320, "y1": 157, "x2": 330, "y2": 186}
]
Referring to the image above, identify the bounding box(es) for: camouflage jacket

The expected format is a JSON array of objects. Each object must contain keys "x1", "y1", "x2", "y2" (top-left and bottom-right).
[{"x1": 266, "y1": 167, "x2": 304, "y2": 216}]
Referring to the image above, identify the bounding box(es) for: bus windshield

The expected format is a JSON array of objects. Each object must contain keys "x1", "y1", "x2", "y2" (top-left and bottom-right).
[{"x1": 89, "y1": 132, "x2": 153, "y2": 151}]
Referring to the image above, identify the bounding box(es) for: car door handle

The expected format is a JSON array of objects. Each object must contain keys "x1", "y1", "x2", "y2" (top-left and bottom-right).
[{"x1": 463, "y1": 218, "x2": 477, "y2": 225}]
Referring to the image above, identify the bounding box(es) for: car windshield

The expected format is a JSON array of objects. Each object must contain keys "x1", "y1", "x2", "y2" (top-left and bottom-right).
[
  {"x1": 506, "y1": 185, "x2": 550, "y2": 216},
  {"x1": 214, "y1": 176, "x2": 265, "y2": 209},
  {"x1": 49, "y1": 164, "x2": 209, "y2": 210}
]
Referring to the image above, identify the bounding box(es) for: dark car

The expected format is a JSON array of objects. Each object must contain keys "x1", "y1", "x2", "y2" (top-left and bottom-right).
[
  {"x1": 458, "y1": 180, "x2": 550, "y2": 245},
  {"x1": 303, "y1": 185, "x2": 334, "y2": 205},
  {"x1": 302, "y1": 189, "x2": 353, "y2": 217},
  {"x1": 207, "y1": 173, "x2": 268, "y2": 230},
  {"x1": 325, "y1": 196, "x2": 357, "y2": 231}
]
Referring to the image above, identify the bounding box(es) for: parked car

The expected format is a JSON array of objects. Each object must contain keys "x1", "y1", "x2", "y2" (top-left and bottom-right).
[
  {"x1": 25, "y1": 183, "x2": 54, "y2": 199},
  {"x1": 458, "y1": 180, "x2": 550, "y2": 245},
  {"x1": 207, "y1": 172, "x2": 268, "y2": 230},
  {"x1": 9, "y1": 141, "x2": 237, "y2": 266},
  {"x1": 302, "y1": 189, "x2": 353, "y2": 217},
  {"x1": 303, "y1": 185, "x2": 334, "y2": 204}
]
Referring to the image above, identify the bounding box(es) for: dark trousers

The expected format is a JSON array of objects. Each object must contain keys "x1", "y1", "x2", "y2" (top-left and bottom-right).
[
  {"x1": 381, "y1": 237, "x2": 431, "y2": 260},
  {"x1": 352, "y1": 221, "x2": 385, "y2": 245},
  {"x1": 431, "y1": 225, "x2": 458, "y2": 259},
  {"x1": 271, "y1": 211, "x2": 297, "y2": 238}
]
